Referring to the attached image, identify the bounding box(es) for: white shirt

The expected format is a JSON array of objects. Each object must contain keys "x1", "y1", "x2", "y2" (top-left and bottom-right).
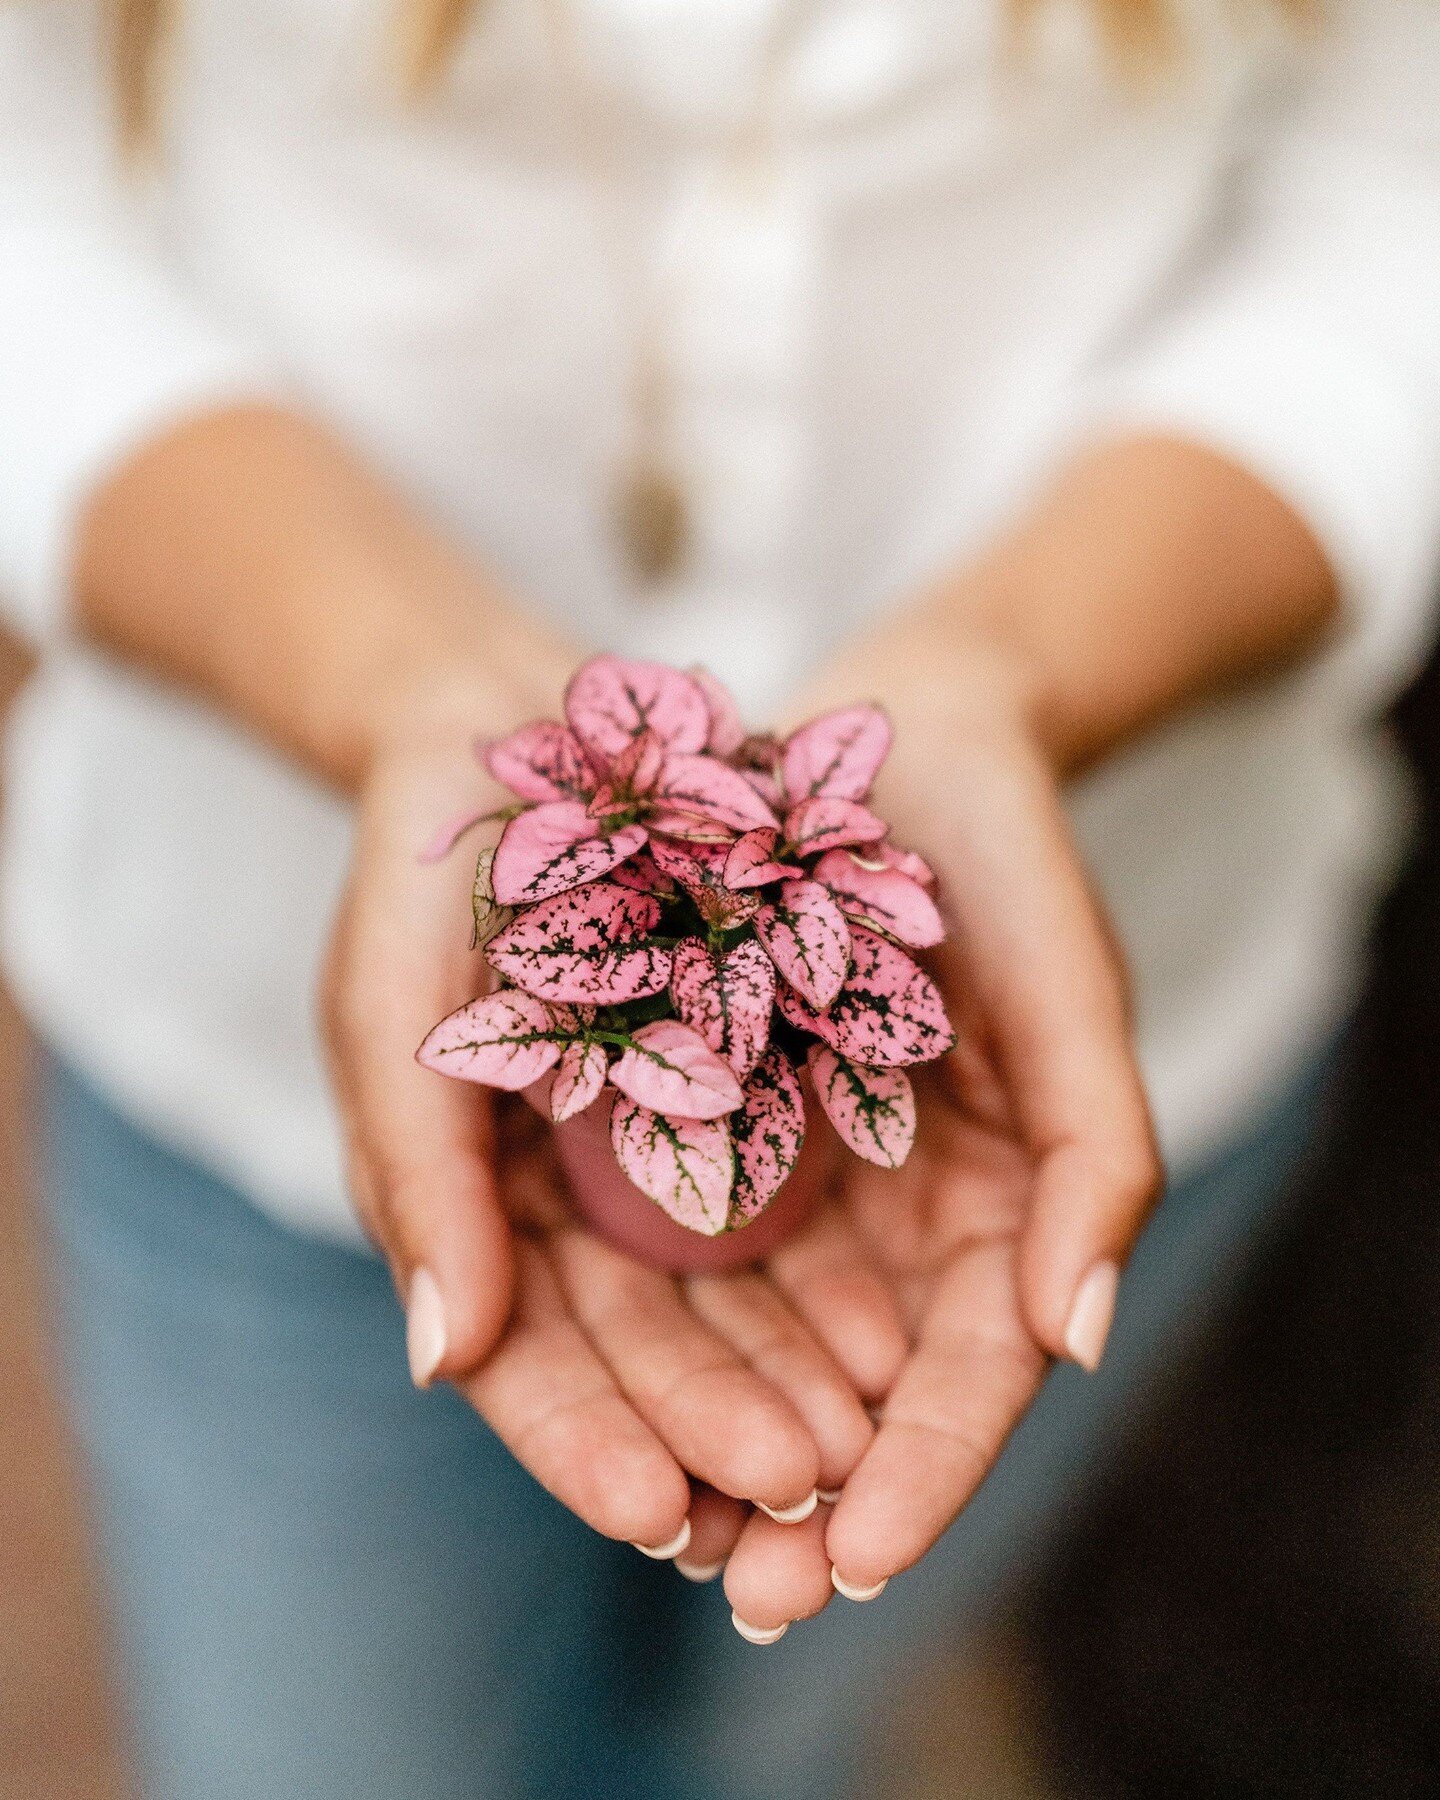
[{"x1": 1, "y1": 0, "x2": 1438, "y2": 1244}]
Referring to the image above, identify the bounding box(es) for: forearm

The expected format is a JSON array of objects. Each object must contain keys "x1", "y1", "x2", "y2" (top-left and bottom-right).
[
  {"x1": 75, "y1": 403, "x2": 574, "y2": 789},
  {"x1": 871, "y1": 434, "x2": 1339, "y2": 775}
]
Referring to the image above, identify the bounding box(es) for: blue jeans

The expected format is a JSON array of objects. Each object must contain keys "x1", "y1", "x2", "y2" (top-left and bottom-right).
[{"x1": 42, "y1": 1054, "x2": 1329, "y2": 1800}]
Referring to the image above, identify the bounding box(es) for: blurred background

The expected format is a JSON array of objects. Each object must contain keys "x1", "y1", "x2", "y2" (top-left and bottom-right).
[{"x1": 5, "y1": 619, "x2": 1438, "y2": 1793}]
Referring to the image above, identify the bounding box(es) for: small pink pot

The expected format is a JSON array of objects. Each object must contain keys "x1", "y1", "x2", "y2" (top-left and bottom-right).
[{"x1": 526, "y1": 1084, "x2": 829, "y2": 1274}]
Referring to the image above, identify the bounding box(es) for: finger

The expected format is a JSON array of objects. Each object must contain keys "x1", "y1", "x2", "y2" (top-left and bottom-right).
[
  {"x1": 460, "y1": 1239, "x2": 693, "y2": 1550},
  {"x1": 677, "y1": 1484, "x2": 749, "y2": 1584},
  {"x1": 723, "y1": 1505, "x2": 835, "y2": 1642},
  {"x1": 925, "y1": 741, "x2": 1161, "y2": 1364},
  {"x1": 548, "y1": 1227, "x2": 822, "y2": 1515},
  {"x1": 683, "y1": 1269, "x2": 875, "y2": 1492},
  {"x1": 764, "y1": 1206, "x2": 909, "y2": 1401},
  {"x1": 325, "y1": 751, "x2": 515, "y2": 1386},
  {"x1": 824, "y1": 1241, "x2": 1046, "y2": 1591}
]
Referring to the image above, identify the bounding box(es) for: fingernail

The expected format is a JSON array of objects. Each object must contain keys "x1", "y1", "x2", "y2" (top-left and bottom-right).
[
  {"x1": 757, "y1": 1489, "x2": 818, "y2": 1525},
  {"x1": 631, "y1": 1518, "x2": 691, "y2": 1560},
  {"x1": 406, "y1": 1268, "x2": 447, "y2": 1387},
  {"x1": 816, "y1": 1488, "x2": 842, "y2": 1505},
  {"x1": 732, "y1": 1611, "x2": 788, "y2": 1645},
  {"x1": 674, "y1": 1558, "x2": 725, "y2": 1584},
  {"x1": 1064, "y1": 1260, "x2": 1119, "y2": 1372},
  {"x1": 831, "y1": 1567, "x2": 888, "y2": 1602}
]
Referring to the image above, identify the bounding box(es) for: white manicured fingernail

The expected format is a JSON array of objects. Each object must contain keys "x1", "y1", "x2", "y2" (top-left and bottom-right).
[
  {"x1": 1064, "y1": 1260, "x2": 1119, "y2": 1372},
  {"x1": 406, "y1": 1268, "x2": 447, "y2": 1387},
  {"x1": 831, "y1": 1568, "x2": 887, "y2": 1602},
  {"x1": 631, "y1": 1518, "x2": 691, "y2": 1560},
  {"x1": 674, "y1": 1558, "x2": 725, "y2": 1584},
  {"x1": 758, "y1": 1489, "x2": 818, "y2": 1525},
  {"x1": 816, "y1": 1488, "x2": 842, "y2": 1505},
  {"x1": 732, "y1": 1611, "x2": 788, "y2": 1645}
]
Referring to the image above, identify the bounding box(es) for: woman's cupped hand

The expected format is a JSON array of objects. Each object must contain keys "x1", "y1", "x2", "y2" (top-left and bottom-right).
[{"x1": 320, "y1": 664, "x2": 907, "y2": 1572}]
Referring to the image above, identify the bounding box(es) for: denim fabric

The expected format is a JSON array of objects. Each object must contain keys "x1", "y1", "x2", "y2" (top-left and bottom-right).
[{"x1": 41, "y1": 1054, "x2": 1328, "y2": 1800}]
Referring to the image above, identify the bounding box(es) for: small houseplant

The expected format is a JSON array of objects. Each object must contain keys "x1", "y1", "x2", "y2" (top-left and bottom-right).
[{"x1": 418, "y1": 655, "x2": 956, "y2": 1271}]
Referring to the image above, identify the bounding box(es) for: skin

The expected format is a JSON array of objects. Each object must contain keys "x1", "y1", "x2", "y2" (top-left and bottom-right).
[{"x1": 76, "y1": 405, "x2": 1335, "y2": 1599}]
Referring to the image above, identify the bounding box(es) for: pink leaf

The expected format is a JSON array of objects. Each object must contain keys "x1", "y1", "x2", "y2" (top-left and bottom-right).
[
  {"x1": 689, "y1": 664, "x2": 746, "y2": 757},
  {"x1": 647, "y1": 811, "x2": 736, "y2": 844},
  {"x1": 483, "y1": 721, "x2": 596, "y2": 804},
  {"x1": 648, "y1": 837, "x2": 729, "y2": 887},
  {"x1": 653, "y1": 752, "x2": 779, "y2": 833},
  {"x1": 608, "y1": 726, "x2": 665, "y2": 797},
  {"x1": 730, "y1": 1048, "x2": 806, "y2": 1219},
  {"x1": 866, "y1": 843, "x2": 939, "y2": 891},
  {"x1": 416, "y1": 991, "x2": 565, "y2": 1090},
  {"x1": 585, "y1": 782, "x2": 630, "y2": 822},
  {"x1": 822, "y1": 927, "x2": 956, "y2": 1067},
  {"x1": 781, "y1": 705, "x2": 892, "y2": 804},
  {"x1": 782, "y1": 796, "x2": 888, "y2": 857},
  {"x1": 418, "y1": 805, "x2": 493, "y2": 865},
  {"x1": 610, "y1": 1097, "x2": 735, "y2": 1235},
  {"x1": 813, "y1": 849, "x2": 945, "y2": 949},
  {"x1": 650, "y1": 839, "x2": 758, "y2": 928},
  {"x1": 548, "y1": 1040, "x2": 609, "y2": 1122},
  {"x1": 755, "y1": 879, "x2": 852, "y2": 1010},
  {"x1": 564, "y1": 655, "x2": 711, "y2": 763},
  {"x1": 724, "y1": 828, "x2": 802, "y2": 890},
  {"x1": 609, "y1": 1020, "x2": 745, "y2": 1120},
  {"x1": 611, "y1": 847, "x2": 677, "y2": 896},
  {"x1": 740, "y1": 766, "x2": 787, "y2": 813},
  {"x1": 808, "y1": 1046, "x2": 916, "y2": 1168},
  {"x1": 670, "y1": 938, "x2": 776, "y2": 1079},
  {"x1": 491, "y1": 801, "x2": 648, "y2": 904},
  {"x1": 486, "y1": 881, "x2": 671, "y2": 1004},
  {"x1": 774, "y1": 981, "x2": 831, "y2": 1039},
  {"x1": 694, "y1": 885, "x2": 761, "y2": 930}
]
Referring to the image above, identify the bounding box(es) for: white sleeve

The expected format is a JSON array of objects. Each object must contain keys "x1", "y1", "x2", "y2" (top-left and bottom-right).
[
  {"x1": 1081, "y1": 0, "x2": 1440, "y2": 702},
  {"x1": 0, "y1": 2, "x2": 279, "y2": 642}
]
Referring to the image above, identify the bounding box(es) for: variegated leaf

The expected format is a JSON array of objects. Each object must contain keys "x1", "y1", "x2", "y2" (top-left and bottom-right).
[
  {"x1": 693, "y1": 884, "x2": 761, "y2": 929},
  {"x1": 689, "y1": 664, "x2": 747, "y2": 757},
  {"x1": 486, "y1": 881, "x2": 671, "y2": 1004},
  {"x1": 483, "y1": 720, "x2": 596, "y2": 803},
  {"x1": 670, "y1": 937, "x2": 776, "y2": 1079},
  {"x1": 755, "y1": 878, "x2": 851, "y2": 1010},
  {"x1": 611, "y1": 847, "x2": 677, "y2": 896},
  {"x1": 782, "y1": 796, "x2": 888, "y2": 857},
  {"x1": 871, "y1": 846, "x2": 936, "y2": 896},
  {"x1": 608, "y1": 1019, "x2": 745, "y2": 1120},
  {"x1": 653, "y1": 752, "x2": 779, "y2": 833},
  {"x1": 724, "y1": 827, "x2": 802, "y2": 890},
  {"x1": 813, "y1": 849, "x2": 945, "y2": 948},
  {"x1": 774, "y1": 980, "x2": 832, "y2": 1040},
  {"x1": 821, "y1": 927, "x2": 956, "y2": 1067},
  {"x1": 649, "y1": 837, "x2": 729, "y2": 887},
  {"x1": 610, "y1": 1097, "x2": 735, "y2": 1235},
  {"x1": 416, "y1": 991, "x2": 565, "y2": 1090},
  {"x1": 730, "y1": 1048, "x2": 806, "y2": 1219},
  {"x1": 564, "y1": 655, "x2": 711, "y2": 763},
  {"x1": 491, "y1": 801, "x2": 648, "y2": 904},
  {"x1": 470, "y1": 846, "x2": 512, "y2": 950},
  {"x1": 781, "y1": 705, "x2": 892, "y2": 804},
  {"x1": 808, "y1": 1046, "x2": 915, "y2": 1168},
  {"x1": 548, "y1": 1039, "x2": 610, "y2": 1122},
  {"x1": 646, "y1": 810, "x2": 735, "y2": 844},
  {"x1": 608, "y1": 725, "x2": 665, "y2": 796}
]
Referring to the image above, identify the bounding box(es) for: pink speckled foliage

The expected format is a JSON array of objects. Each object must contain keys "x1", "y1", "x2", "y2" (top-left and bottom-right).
[{"x1": 418, "y1": 655, "x2": 957, "y2": 1234}]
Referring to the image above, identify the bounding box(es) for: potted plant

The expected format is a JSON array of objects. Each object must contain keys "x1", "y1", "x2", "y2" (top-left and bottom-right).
[{"x1": 418, "y1": 655, "x2": 955, "y2": 1273}]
